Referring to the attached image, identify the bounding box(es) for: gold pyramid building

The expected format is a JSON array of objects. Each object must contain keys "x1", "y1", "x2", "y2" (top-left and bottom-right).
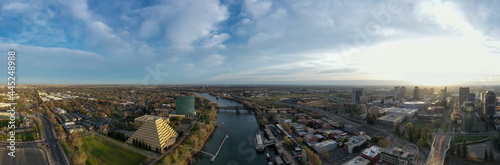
[{"x1": 126, "y1": 116, "x2": 178, "y2": 152}]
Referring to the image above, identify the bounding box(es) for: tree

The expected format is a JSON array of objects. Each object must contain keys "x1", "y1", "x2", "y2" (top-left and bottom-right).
[
  {"x1": 395, "y1": 123, "x2": 401, "y2": 135},
  {"x1": 449, "y1": 141, "x2": 455, "y2": 155},
  {"x1": 69, "y1": 133, "x2": 83, "y2": 149},
  {"x1": 378, "y1": 138, "x2": 391, "y2": 148},
  {"x1": 485, "y1": 149, "x2": 488, "y2": 161},
  {"x1": 462, "y1": 139, "x2": 468, "y2": 158},
  {"x1": 367, "y1": 114, "x2": 376, "y2": 125},
  {"x1": 303, "y1": 147, "x2": 321, "y2": 165},
  {"x1": 296, "y1": 137, "x2": 303, "y2": 144},
  {"x1": 457, "y1": 144, "x2": 461, "y2": 157},
  {"x1": 73, "y1": 151, "x2": 87, "y2": 165},
  {"x1": 284, "y1": 137, "x2": 293, "y2": 148},
  {"x1": 99, "y1": 124, "x2": 110, "y2": 135},
  {"x1": 489, "y1": 147, "x2": 494, "y2": 161},
  {"x1": 417, "y1": 128, "x2": 422, "y2": 140},
  {"x1": 320, "y1": 148, "x2": 330, "y2": 158},
  {"x1": 281, "y1": 123, "x2": 293, "y2": 134}
]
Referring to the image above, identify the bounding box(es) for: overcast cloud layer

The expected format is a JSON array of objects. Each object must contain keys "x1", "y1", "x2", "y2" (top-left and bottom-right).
[{"x1": 1, "y1": 0, "x2": 499, "y2": 85}]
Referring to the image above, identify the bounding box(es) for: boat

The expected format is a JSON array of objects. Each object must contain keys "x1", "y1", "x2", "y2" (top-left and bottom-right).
[{"x1": 255, "y1": 130, "x2": 265, "y2": 153}]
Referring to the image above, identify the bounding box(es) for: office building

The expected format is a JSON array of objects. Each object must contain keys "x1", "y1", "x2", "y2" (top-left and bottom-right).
[
  {"x1": 381, "y1": 144, "x2": 418, "y2": 165},
  {"x1": 485, "y1": 91, "x2": 497, "y2": 116},
  {"x1": 176, "y1": 95, "x2": 196, "y2": 117},
  {"x1": 413, "y1": 87, "x2": 419, "y2": 100},
  {"x1": 401, "y1": 101, "x2": 427, "y2": 110},
  {"x1": 352, "y1": 88, "x2": 364, "y2": 104},
  {"x1": 400, "y1": 86, "x2": 406, "y2": 99},
  {"x1": 394, "y1": 86, "x2": 400, "y2": 99},
  {"x1": 442, "y1": 87, "x2": 447, "y2": 100},
  {"x1": 459, "y1": 87, "x2": 470, "y2": 105},
  {"x1": 126, "y1": 117, "x2": 178, "y2": 152},
  {"x1": 430, "y1": 88, "x2": 434, "y2": 95}
]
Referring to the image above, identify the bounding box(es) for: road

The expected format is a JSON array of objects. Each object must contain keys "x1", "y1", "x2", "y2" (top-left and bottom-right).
[
  {"x1": 426, "y1": 98, "x2": 456, "y2": 165},
  {"x1": 233, "y1": 94, "x2": 391, "y2": 138},
  {"x1": 228, "y1": 94, "x2": 441, "y2": 163},
  {"x1": 38, "y1": 114, "x2": 69, "y2": 165}
]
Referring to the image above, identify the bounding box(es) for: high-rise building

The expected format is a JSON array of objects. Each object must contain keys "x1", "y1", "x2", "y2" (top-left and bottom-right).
[
  {"x1": 352, "y1": 88, "x2": 364, "y2": 104},
  {"x1": 394, "y1": 86, "x2": 400, "y2": 99},
  {"x1": 459, "y1": 87, "x2": 470, "y2": 105},
  {"x1": 400, "y1": 86, "x2": 406, "y2": 99},
  {"x1": 484, "y1": 91, "x2": 497, "y2": 116},
  {"x1": 126, "y1": 116, "x2": 178, "y2": 152},
  {"x1": 176, "y1": 95, "x2": 196, "y2": 117},
  {"x1": 413, "y1": 86, "x2": 419, "y2": 100},
  {"x1": 442, "y1": 87, "x2": 447, "y2": 100}
]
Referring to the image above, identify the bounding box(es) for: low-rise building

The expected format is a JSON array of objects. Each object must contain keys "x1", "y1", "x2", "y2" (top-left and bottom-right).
[
  {"x1": 304, "y1": 134, "x2": 319, "y2": 143},
  {"x1": 54, "y1": 108, "x2": 66, "y2": 114},
  {"x1": 344, "y1": 136, "x2": 366, "y2": 153},
  {"x1": 312, "y1": 140, "x2": 337, "y2": 152},
  {"x1": 381, "y1": 144, "x2": 419, "y2": 165},
  {"x1": 377, "y1": 114, "x2": 406, "y2": 127},
  {"x1": 343, "y1": 156, "x2": 370, "y2": 165},
  {"x1": 65, "y1": 125, "x2": 84, "y2": 133},
  {"x1": 361, "y1": 145, "x2": 384, "y2": 165}
]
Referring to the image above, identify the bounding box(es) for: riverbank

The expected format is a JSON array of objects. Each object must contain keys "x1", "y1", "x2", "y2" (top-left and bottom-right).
[
  {"x1": 159, "y1": 94, "x2": 219, "y2": 165},
  {"x1": 208, "y1": 92, "x2": 270, "y2": 126},
  {"x1": 190, "y1": 93, "x2": 267, "y2": 165}
]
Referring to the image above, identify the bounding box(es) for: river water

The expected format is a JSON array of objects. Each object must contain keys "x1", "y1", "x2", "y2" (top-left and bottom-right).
[{"x1": 192, "y1": 93, "x2": 267, "y2": 165}]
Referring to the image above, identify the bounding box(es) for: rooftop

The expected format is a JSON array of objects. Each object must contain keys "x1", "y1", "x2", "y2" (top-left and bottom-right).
[
  {"x1": 380, "y1": 107, "x2": 418, "y2": 116},
  {"x1": 342, "y1": 156, "x2": 370, "y2": 165},
  {"x1": 377, "y1": 114, "x2": 406, "y2": 122},
  {"x1": 362, "y1": 145, "x2": 384, "y2": 158},
  {"x1": 313, "y1": 140, "x2": 337, "y2": 148}
]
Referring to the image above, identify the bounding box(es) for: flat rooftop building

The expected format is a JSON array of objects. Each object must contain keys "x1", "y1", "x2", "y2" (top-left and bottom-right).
[
  {"x1": 343, "y1": 156, "x2": 370, "y2": 165},
  {"x1": 381, "y1": 144, "x2": 418, "y2": 165},
  {"x1": 362, "y1": 145, "x2": 384, "y2": 164},
  {"x1": 377, "y1": 114, "x2": 406, "y2": 127},
  {"x1": 380, "y1": 107, "x2": 418, "y2": 117}
]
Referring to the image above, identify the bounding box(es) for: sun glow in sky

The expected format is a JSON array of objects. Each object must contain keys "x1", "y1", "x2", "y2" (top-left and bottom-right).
[{"x1": 1, "y1": 0, "x2": 500, "y2": 85}]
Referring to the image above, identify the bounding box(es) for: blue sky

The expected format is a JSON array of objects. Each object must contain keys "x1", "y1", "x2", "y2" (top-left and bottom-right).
[{"x1": 1, "y1": 0, "x2": 500, "y2": 85}]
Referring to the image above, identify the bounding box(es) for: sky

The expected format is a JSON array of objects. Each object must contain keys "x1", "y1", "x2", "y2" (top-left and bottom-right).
[{"x1": 1, "y1": 0, "x2": 500, "y2": 85}]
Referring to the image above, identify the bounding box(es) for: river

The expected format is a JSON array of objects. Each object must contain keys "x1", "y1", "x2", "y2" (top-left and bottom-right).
[{"x1": 192, "y1": 93, "x2": 267, "y2": 165}]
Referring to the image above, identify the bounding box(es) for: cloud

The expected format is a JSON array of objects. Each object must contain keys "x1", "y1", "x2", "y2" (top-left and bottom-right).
[
  {"x1": 203, "y1": 33, "x2": 230, "y2": 49},
  {"x1": 137, "y1": 0, "x2": 229, "y2": 50},
  {"x1": 204, "y1": 54, "x2": 226, "y2": 66},
  {"x1": 2, "y1": 2, "x2": 32, "y2": 11},
  {"x1": 1, "y1": 0, "x2": 500, "y2": 85}
]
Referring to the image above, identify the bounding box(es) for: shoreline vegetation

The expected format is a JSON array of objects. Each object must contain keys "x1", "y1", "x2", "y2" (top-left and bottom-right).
[{"x1": 159, "y1": 94, "x2": 218, "y2": 165}]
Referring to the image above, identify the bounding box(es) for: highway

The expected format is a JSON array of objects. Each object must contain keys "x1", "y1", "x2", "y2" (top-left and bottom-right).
[{"x1": 232, "y1": 94, "x2": 390, "y2": 138}]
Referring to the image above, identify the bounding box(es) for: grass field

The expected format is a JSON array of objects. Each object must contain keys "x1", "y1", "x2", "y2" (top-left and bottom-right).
[
  {"x1": 0, "y1": 132, "x2": 37, "y2": 141},
  {"x1": 452, "y1": 136, "x2": 489, "y2": 143},
  {"x1": 444, "y1": 123, "x2": 449, "y2": 133},
  {"x1": 65, "y1": 135, "x2": 147, "y2": 165},
  {"x1": 411, "y1": 121, "x2": 438, "y2": 132}
]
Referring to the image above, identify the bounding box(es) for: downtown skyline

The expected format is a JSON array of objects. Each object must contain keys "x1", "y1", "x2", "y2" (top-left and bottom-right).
[{"x1": 1, "y1": 0, "x2": 500, "y2": 85}]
